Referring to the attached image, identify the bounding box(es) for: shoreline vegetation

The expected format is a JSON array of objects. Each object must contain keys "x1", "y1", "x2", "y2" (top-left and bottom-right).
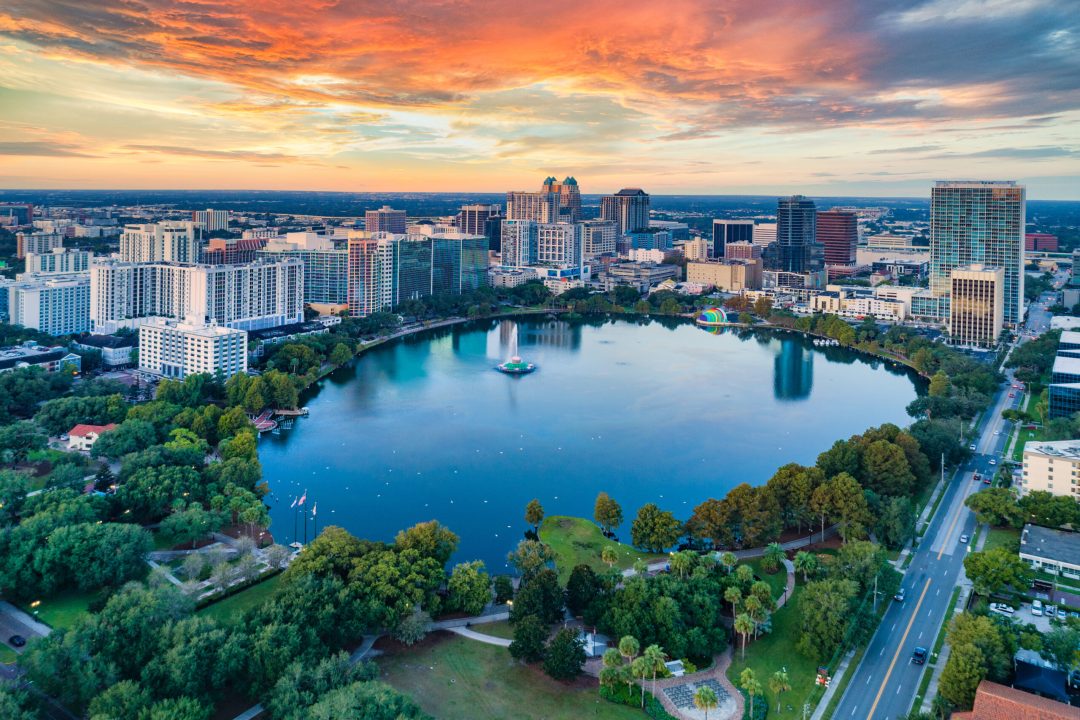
[{"x1": 1, "y1": 281, "x2": 998, "y2": 720}]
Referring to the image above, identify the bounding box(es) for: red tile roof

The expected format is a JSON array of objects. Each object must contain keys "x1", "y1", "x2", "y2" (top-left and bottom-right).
[
  {"x1": 68, "y1": 423, "x2": 118, "y2": 438},
  {"x1": 953, "y1": 681, "x2": 1079, "y2": 720}
]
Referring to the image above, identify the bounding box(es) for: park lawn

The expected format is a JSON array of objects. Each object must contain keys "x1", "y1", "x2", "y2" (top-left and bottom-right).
[
  {"x1": 727, "y1": 587, "x2": 817, "y2": 719},
  {"x1": 471, "y1": 619, "x2": 515, "y2": 640},
  {"x1": 378, "y1": 632, "x2": 643, "y2": 720},
  {"x1": 983, "y1": 527, "x2": 1020, "y2": 553},
  {"x1": 745, "y1": 558, "x2": 788, "y2": 600},
  {"x1": 199, "y1": 574, "x2": 282, "y2": 625},
  {"x1": 0, "y1": 644, "x2": 17, "y2": 664},
  {"x1": 539, "y1": 515, "x2": 659, "y2": 584},
  {"x1": 26, "y1": 589, "x2": 99, "y2": 629}
]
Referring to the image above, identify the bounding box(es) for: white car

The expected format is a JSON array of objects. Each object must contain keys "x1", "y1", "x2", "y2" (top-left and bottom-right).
[
  {"x1": 994, "y1": 430, "x2": 1001, "y2": 435},
  {"x1": 989, "y1": 603, "x2": 1015, "y2": 615},
  {"x1": 1031, "y1": 600, "x2": 1044, "y2": 616},
  {"x1": 989, "y1": 459, "x2": 997, "y2": 465},
  {"x1": 959, "y1": 534, "x2": 969, "y2": 543}
]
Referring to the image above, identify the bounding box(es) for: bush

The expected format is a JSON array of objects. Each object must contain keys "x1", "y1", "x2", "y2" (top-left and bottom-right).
[
  {"x1": 599, "y1": 684, "x2": 679, "y2": 720},
  {"x1": 741, "y1": 689, "x2": 768, "y2": 720}
]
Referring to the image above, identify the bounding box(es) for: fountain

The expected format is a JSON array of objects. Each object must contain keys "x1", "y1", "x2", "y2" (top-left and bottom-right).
[{"x1": 495, "y1": 323, "x2": 537, "y2": 375}]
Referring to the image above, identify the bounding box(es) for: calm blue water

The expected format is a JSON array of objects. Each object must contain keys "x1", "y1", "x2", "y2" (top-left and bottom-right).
[{"x1": 259, "y1": 317, "x2": 922, "y2": 570}]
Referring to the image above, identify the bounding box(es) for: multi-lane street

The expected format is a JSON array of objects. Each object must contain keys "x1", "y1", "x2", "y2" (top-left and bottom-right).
[{"x1": 830, "y1": 295, "x2": 1049, "y2": 720}]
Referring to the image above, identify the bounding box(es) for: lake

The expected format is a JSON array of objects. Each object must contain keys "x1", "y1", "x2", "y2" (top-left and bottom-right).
[{"x1": 259, "y1": 316, "x2": 922, "y2": 570}]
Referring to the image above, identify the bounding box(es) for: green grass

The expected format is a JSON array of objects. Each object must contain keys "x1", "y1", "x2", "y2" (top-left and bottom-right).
[
  {"x1": 539, "y1": 515, "x2": 659, "y2": 584},
  {"x1": 378, "y1": 632, "x2": 643, "y2": 720},
  {"x1": 983, "y1": 527, "x2": 1020, "y2": 553},
  {"x1": 745, "y1": 558, "x2": 789, "y2": 601},
  {"x1": 471, "y1": 619, "x2": 515, "y2": 640},
  {"x1": 198, "y1": 574, "x2": 282, "y2": 624},
  {"x1": 24, "y1": 589, "x2": 99, "y2": 629},
  {"x1": 727, "y1": 587, "x2": 817, "y2": 719},
  {"x1": 0, "y1": 644, "x2": 17, "y2": 664}
]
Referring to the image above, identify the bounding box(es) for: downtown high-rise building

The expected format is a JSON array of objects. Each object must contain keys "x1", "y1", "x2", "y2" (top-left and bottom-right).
[
  {"x1": 711, "y1": 220, "x2": 754, "y2": 258},
  {"x1": 582, "y1": 220, "x2": 617, "y2": 260},
  {"x1": 259, "y1": 233, "x2": 349, "y2": 305},
  {"x1": 192, "y1": 208, "x2": 230, "y2": 233},
  {"x1": 545, "y1": 177, "x2": 581, "y2": 222},
  {"x1": 458, "y1": 204, "x2": 501, "y2": 235},
  {"x1": 600, "y1": 188, "x2": 650, "y2": 236},
  {"x1": 25, "y1": 248, "x2": 93, "y2": 275},
  {"x1": 929, "y1": 180, "x2": 1025, "y2": 325},
  {"x1": 816, "y1": 209, "x2": 858, "y2": 267},
  {"x1": 500, "y1": 220, "x2": 539, "y2": 267},
  {"x1": 364, "y1": 206, "x2": 407, "y2": 234},
  {"x1": 16, "y1": 231, "x2": 63, "y2": 259},
  {"x1": 89, "y1": 257, "x2": 304, "y2": 333},
  {"x1": 776, "y1": 196, "x2": 817, "y2": 273},
  {"x1": 7, "y1": 274, "x2": 91, "y2": 335},
  {"x1": 120, "y1": 222, "x2": 202, "y2": 264}
]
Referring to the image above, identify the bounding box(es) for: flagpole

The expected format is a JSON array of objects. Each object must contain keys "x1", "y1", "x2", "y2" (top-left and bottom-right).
[
  {"x1": 293, "y1": 502, "x2": 298, "y2": 544},
  {"x1": 312, "y1": 502, "x2": 318, "y2": 539}
]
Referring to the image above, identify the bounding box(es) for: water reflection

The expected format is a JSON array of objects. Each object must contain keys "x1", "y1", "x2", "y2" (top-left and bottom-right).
[{"x1": 774, "y1": 337, "x2": 814, "y2": 401}]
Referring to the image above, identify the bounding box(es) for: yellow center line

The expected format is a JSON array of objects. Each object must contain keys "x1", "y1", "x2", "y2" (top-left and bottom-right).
[{"x1": 866, "y1": 577, "x2": 933, "y2": 720}]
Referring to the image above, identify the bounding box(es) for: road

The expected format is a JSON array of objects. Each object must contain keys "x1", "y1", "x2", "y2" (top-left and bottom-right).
[{"x1": 831, "y1": 296, "x2": 1048, "y2": 720}]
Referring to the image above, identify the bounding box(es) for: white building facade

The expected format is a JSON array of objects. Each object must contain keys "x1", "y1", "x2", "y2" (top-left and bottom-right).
[
  {"x1": 120, "y1": 221, "x2": 201, "y2": 263},
  {"x1": 8, "y1": 274, "x2": 90, "y2": 335},
  {"x1": 138, "y1": 319, "x2": 248, "y2": 379}
]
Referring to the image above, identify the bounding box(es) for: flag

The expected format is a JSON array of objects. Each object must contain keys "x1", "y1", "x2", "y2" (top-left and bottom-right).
[
  {"x1": 298, "y1": 491, "x2": 307, "y2": 506},
  {"x1": 289, "y1": 496, "x2": 297, "y2": 509},
  {"x1": 312, "y1": 503, "x2": 317, "y2": 518}
]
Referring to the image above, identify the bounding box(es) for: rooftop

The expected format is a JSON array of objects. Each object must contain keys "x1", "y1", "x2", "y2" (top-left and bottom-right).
[
  {"x1": 247, "y1": 321, "x2": 328, "y2": 342},
  {"x1": 1051, "y1": 353, "x2": 1080, "y2": 378},
  {"x1": 68, "y1": 423, "x2": 117, "y2": 438},
  {"x1": 74, "y1": 333, "x2": 137, "y2": 349},
  {"x1": 951, "y1": 680, "x2": 1076, "y2": 720},
  {"x1": 1019, "y1": 524, "x2": 1080, "y2": 566}
]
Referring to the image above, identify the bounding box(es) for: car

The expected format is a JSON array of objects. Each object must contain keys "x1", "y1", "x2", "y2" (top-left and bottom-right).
[
  {"x1": 989, "y1": 459, "x2": 997, "y2": 465},
  {"x1": 1031, "y1": 600, "x2": 1044, "y2": 616},
  {"x1": 994, "y1": 430, "x2": 1001, "y2": 435},
  {"x1": 1046, "y1": 605, "x2": 1058, "y2": 618},
  {"x1": 1009, "y1": 392, "x2": 1016, "y2": 398},
  {"x1": 912, "y1": 647, "x2": 928, "y2": 665},
  {"x1": 8, "y1": 634, "x2": 25, "y2": 648},
  {"x1": 989, "y1": 603, "x2": 1015, "y2": 616},
  {"x1": 894, "y1": 587, "x2": 906, "y2": 602},
  {"x1": 983, "y1": 476, "x2": 992, "y2": 484},
  {"x1": 960, "y1": 534, "x2": 969, "y2": 543},
  {"x1": 969, "y1": 444, "x2": 977, "y2": 451}
]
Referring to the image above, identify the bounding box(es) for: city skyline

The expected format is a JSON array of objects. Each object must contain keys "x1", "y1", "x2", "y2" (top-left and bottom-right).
[{"x1": 0, "y1": 1, "x2": 1078, "y2": 198}]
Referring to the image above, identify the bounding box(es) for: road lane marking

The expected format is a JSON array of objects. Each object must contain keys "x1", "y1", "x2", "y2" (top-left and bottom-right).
[
  {"x1": 937, "y1": 486, "x2": 969, "y2": 560},
  {"x1": 866, "y1": 577, "x2": 932, "y2": 720}
]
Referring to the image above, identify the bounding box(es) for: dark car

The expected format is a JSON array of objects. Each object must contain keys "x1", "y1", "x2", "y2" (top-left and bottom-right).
[
  {"x1": 8, "y1": 634, "x2": 26, "y2": 648},
  {"x1": 911, "y1": 647, "x2": 928, "y2": 665}
]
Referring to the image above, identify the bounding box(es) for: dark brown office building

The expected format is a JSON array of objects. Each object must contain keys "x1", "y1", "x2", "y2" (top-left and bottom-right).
[{"x1": 816, "y1": 209, "x2": 857, "y2": 266}]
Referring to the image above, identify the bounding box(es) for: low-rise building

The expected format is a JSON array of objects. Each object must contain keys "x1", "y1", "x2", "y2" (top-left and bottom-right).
[
  {"x1": 1020, "y1": 440, "x2": 1080, "y2": 500},
  {"x1": 248, "y1": 321, "x2": 329, "y2": 357},
  {"x1": 489, "y1": 267, "x2": 538, "y2": 289},
  {"x1": 0, "y1": 342, "x2": 82, "y2": 374},
  {"x1": 71, "y1": 334, "x2": 137, "y2": 368},
  {"x1": 951, "y1": 680, "x2": 1076, "y2": 720},
  {"x1": 138, "y1": 319, "x2": 248, "y2": 379},
  {"x1": 67, "y1": 423, "x2": 118, "y2": 452},
  {"x1": 686, "y1": 259, "x2": 762, "y2": 292},
  {"x1": 1018, "y1": 524, "x2": 1080, "y2": 582},
  {"x1": 600, "y1": 262, "x2": 679, "y2": 293}
]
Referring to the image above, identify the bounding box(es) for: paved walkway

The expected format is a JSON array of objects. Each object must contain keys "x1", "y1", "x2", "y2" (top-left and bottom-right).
[
  {"x1": 651, "y1": 648, "x2": 744, "y2": 720},
  {"x1": 448, "y1": 626, "x2": 511, "y2": 647}
]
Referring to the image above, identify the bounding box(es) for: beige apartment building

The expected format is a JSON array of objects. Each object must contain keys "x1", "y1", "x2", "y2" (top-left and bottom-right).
[
  {"x1": 686, "y1": 259, "x2": 762, "y2": 292},
  {"x1": 1021, "y1": 440, "x2": 1080, "y2": 501},
  {"x1": 949, "y1": 264, "x2": 1003, "y2": 346}
]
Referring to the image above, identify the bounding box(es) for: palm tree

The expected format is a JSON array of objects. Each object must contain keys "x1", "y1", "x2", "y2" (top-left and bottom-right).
[
  {"x1": 618, "y1": 635, "x2": 640, "y2": 695},
  {"x1": 769, "y1": 670, "x2": 791, "y2": 713},
  {"x1": 670, "y1": 550, "x2": 693, "y2": 579},
  {"x1": 694, "y1": 686, "x2": 719, "y2": 720},
  {"x1": 740, "y1": 668, "x2": 762, "y2": 717},
  {"x1": 735, "y1": 564, "x2": 754, "y2": 586},
  {"x1": 643, "y1": 644, "x2": 668, "y2": 698},
  {"x1": 724, "y1": 586, "x2": 742, "y2": 617},
  {"x1": 601, "y1": 546, "x2": 617, "y2": 568},
  {"x1": 720, "y1": 551, "x2": 737, "y2": 573},
  {"x1": 793, "y1": 550, "x2": 818, "y2": 582},
  {"x1": 762, "y1": 542, "x2": 785, "y2": 573},
  {"x1": 734, "y1": 613, "x2": 754, "y2": 660},
  {"x1": 600, "y1": 648, "x2": 624, "y2": 695},
  {"x1": 631, "y1": 656, "x2": 651, "y2": 707},
  {"x1": 743, "y1": 595, "x2": 764, "y2": 638}
]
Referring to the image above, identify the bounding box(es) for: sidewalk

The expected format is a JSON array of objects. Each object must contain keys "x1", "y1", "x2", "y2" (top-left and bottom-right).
[{"x1": 809, "y1": 650, "x2": 854, "y2": 720}]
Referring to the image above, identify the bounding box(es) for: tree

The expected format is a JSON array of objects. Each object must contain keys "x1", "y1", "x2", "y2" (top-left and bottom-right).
[
  {"x1": 724, "y1": 586, "x2": 742, "y2": 617},
  {"x1": 694, "y1": 686, "x2": 719, "y2": 720},
  {"x1": 965, "y1": 488, "x2": 1023, "y2": 528},
  {"x1": 793, "y1": 551, "x2": 818, "y2": 582},
  {"x1": 762, "y1": 542, "x2": 785, "y2": 573},
  {"x1": 734, "y1": 613, "x2": 754, "y2": 660},
  {"x1": 963, "y1": 548, "x2": 1033, "y2": 597},
  {"x1": 87, "y1": 680, "x2": 153, "y2": 720},
  {"x1": 928, "y1": 371, "x2": 951, "y2": 397},
  {"x1": 877, "y1": 496, "x2": 915, "y2": 550},
  {"x1": 669, "y1": 550, "x2": 694, "y2": 579},
  {"x1": 394, "y1": 520, "x2": 459, "y2": 565},
  {"x1": 506, "y1": 539, "x2": 555, "y2": 579},
  {"x1": 493, "y1": 575, "x2": 514, "y2": 604},
  {"x1": 543, "y1": 628, "x2": 585, "y2": 681},
  {"x1": 938, "y1": 643, "x2": 986, "y2": 709},
  {"x1": 565, "y1": 564, "x2": 601, "y2": 617},
  {"x1": 509, "y1": 614, "x2": 548, "y2": 664},
  {"x1": 1042, "y1": 626, "x2": 1080, "y2": 672},
  {"x1": 392, "y1": 607, "x2": 431, "y2": 646},
  {"x1": 796, "y1": 578, "x2": 859, "y2": 661},
  {"x1": 740, "y1": 668, "x2": 763, "y2": 717},
  {"x1": 862, "y1": 440, "x2": 916, "y2": 497},
  {"x1": 719, "y1": 551, "x2": 737, "y2": 573},
  {"x1": 594, "y1": 492, "x2": 623, "y2": 535},
  {"x1": 770, "y1": 670, "x2": 791, "y2": 713},
  {"x1": 601, "y1": 546, "x2": 617, "y2": 568},
  {"x1": 329, "y1": 343, "x2": 353, "y2": 366},
  {"x1": 524, "y1": 498, "x2": 544, "y2": 531},
  {"x1": 643, "y1": 644, "x2": 668, "y2": 699},
  {"x1": 141, "y1": 697, "x2": 212, "y2": 720},
  {"x1": 631, "y1": 655, "x2": 652, "y2": 706},
  {"x1": 828, "y1": 473, "x2": 872, "y2": 542},
  {"x1": 447, "y1": 560, "x2": 490, "y2": 615},
  {"x1": 630, "y1": 503, "x2": 681, "y2": 552},
  {"x1": 618, "y1": 635, "x2": 641, "y2": 695},
  {"x1": 600, "y1": 648, "x2": 627, "y2": 693},
  {"x1": 510, "y1": 568, "x2": 563, "y2": 624}
]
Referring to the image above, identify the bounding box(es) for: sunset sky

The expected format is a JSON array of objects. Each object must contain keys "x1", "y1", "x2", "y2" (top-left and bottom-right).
[{"x1": 1, "y1": 0, "x2": 1078, "y2": 197}]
